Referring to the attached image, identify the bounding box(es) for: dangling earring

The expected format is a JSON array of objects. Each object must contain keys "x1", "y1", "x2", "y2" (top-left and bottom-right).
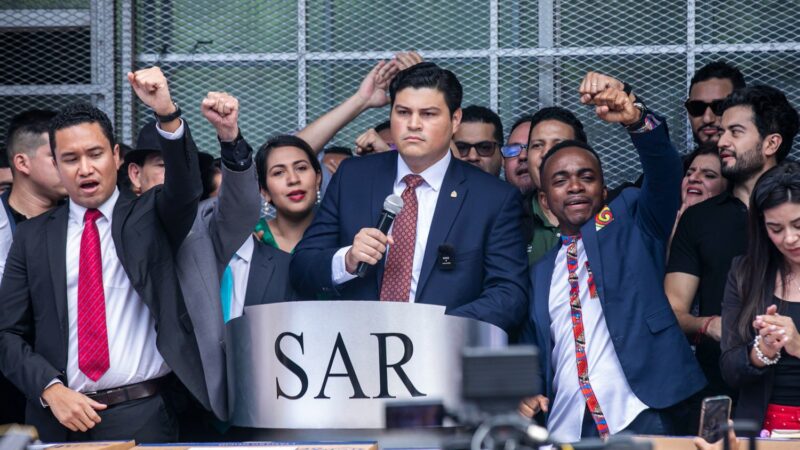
[
  {"x1": 316, "y1": 189, "x2": 322, "y2": 205},
  {"x1": 261, "y1": 199, "x2": 276, "y2": 218}
]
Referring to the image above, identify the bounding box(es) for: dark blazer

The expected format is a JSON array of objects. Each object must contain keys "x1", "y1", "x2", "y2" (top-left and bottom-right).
[
  {"x1": 244, "y1": 239, "x2": 295, "y2": 306},
  {"x1": 0, "y1": 122, "x2": 208, "y2": 439},
  {"x1": 290, "y1": 151, "x2": 529, "y2": 332},
  {"x1": 521, "y1": 119, "x2": 706, "y2": 417},
  {"x1": 720, "y1": 256, "x2": 773, "y2": 426}
]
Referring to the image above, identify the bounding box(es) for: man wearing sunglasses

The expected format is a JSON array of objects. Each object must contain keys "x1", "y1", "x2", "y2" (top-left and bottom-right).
[
  {"x1": 452, "y1": 105, "x2": 504, "y2": 177},
  {"x1": 685, "y1": 61, "x2": 746, "y2": 146}
]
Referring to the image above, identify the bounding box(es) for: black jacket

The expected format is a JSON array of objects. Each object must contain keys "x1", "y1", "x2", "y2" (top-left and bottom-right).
[{"x1": 0, "y1": 121, "x2": 208, "y2": 439}]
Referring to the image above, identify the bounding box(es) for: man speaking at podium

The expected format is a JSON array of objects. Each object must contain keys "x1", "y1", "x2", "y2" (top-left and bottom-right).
[{"x1": 291, "y1": 62, "x2": 528, "y2": 332}]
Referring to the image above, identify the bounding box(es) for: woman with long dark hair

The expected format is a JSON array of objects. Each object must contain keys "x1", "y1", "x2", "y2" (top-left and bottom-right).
[{"x1": 721, "y1": 161, "x2": 800, "y2": 434}]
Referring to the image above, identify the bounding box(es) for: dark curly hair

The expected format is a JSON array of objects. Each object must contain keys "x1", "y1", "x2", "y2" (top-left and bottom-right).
[{"x1": 720, "y1": 85, "x2": 799, "y2": 163}]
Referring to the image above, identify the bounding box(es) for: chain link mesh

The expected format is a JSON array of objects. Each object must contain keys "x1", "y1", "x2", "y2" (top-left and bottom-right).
[{"x1": 1, "y1": 1, "x2": 799, "y2": 187}]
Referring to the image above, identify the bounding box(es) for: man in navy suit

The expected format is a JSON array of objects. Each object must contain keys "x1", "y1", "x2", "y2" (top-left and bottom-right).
[
  {"x1": 291, "y1": 62, "x2": 528, "y2": 332},
  {"x1": 519, "y1": 74, "x2": 705, "y2": 442}
]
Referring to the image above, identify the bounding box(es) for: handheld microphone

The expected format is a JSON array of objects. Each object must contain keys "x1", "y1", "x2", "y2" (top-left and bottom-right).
[{"x1": 356, "y1": 194, "x2": 404, "y2": 278}]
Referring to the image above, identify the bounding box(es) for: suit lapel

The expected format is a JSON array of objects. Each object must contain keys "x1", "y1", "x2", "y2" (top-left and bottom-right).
[
  {"x1": 416, "y1": 159, "x2": 466, "y2": 298},
  {"x1": 244, "y1": 241, "x2": 275, "y2": 307},
  {"x1": 581, "y1": 212, "x2": 606, "y2": 305},
  {"x1": 535, "y1": 249, "x2": 557, "y2": 350},
  {"x1": 46, "y1": 206, "x2": 69, "y2": 335},
  {"x1": 373, "y1": 153, "x2": 398, "y2": 290},
  {"x1": 535, "y1": 247, "x2": 558, "y2": 398}
]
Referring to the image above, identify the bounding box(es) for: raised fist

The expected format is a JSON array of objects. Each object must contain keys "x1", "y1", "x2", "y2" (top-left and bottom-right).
[
  {"x1": 201, "y1": 91, "x2": 240, "y2": 141},
  {"x1": 127, "y1": 67, "x2": 175, "y2": 117},
  {"x1": 579, "y1": 71, "x2": 625, "y2": 105},
  {"x1": 591, "y1": 88, "x2": 641, "y2": 126},
  {"x1": 355, "y1": 128, "x2": 391, "y2": 155}
]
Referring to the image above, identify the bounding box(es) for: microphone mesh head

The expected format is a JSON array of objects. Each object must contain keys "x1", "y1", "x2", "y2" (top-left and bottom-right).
[{"x1": 384, "y1": 194, "x2": 404, "y2": 215}]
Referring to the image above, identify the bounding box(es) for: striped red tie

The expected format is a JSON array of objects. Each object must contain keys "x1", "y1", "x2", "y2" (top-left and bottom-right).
[
  {"x1": 77, "y1": 208, "x2": 110, "y2": 382},
  {"x1": 380, "y1": 174, "x2": 424, "y2": 301}
]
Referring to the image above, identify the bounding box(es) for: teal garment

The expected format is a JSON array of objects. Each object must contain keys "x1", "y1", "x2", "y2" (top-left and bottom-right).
[
  {"x1": 528, "y1": 191, "x2": 560, "y2": 264},
  {"x1": 254, "y1": 217, "x2": 294, "y2": 253},
  {"x1": 220, "y1": 265, "x2": 234, "y2": 323}
]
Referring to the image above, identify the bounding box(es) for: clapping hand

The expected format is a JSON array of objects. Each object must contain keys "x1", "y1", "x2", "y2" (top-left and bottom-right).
[{"x1": 755, "y1": 304, "x2": 800, "y2": 358}]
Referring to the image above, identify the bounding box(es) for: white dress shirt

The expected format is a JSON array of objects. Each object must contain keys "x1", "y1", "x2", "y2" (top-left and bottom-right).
[
  {"x1": 331, "y1": 151, "x2": 451, "y2": 302},
  {"x1": 547, "y1": 237, "x2": 647, "y2": 443},
  {"x1": 65, "y1": 188, "x2": 170, "y2": 393},
  {"x1": 227, "y1": 236, "x2": 255, "y2": 320},
  {"x1": 47, "y1": 120, "x2": 184, "y2": 396}
]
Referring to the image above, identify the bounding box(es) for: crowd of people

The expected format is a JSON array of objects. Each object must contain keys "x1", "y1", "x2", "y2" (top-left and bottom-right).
[{"x1": 0, "y1": 53, "x2": 798, "y2": 449}]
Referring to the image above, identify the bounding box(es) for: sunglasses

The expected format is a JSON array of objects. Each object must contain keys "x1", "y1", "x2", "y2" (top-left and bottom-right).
[
  {"x1": 684, "y1": 99, "x2": 725, "y2": 117},
  {"x1": 454, "y1": 141, "x2": 498, "y2": 157},
  {"x1": 501, "y1": 143, "x2": 528, "y2": 158}
]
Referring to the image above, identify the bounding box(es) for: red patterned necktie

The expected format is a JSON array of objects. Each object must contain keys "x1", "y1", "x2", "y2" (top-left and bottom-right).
[
  {"x1": 78, "y1": 208, "x2": 110, "y2": 382},
  {"x1": 380, "y1": 174, "x2": 424, "y2": 302},
  {"x1": 562, "y1": 234, "x2": 608, "y2": 438}
]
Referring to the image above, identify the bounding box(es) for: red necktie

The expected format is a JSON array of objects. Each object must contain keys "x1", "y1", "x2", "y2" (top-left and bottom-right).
[
  {"x1": 78, "y1": 208, "x2": 110, "y2": 382},
  {"x1": 380, "y1": 174, "x2": 424, "y2": 302},
  {"x1": 562, "y1": 234, "x2": 608, "y2": 438}
]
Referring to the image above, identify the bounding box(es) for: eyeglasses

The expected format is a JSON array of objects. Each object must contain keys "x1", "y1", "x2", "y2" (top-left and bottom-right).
[
  {"x1": 454, "y1": 141, "x2": 498, "y2": 157},
  {"x1": 684, "y1": 99, "x2": 725, "y2": 117},
  {"x1": 501, "y1": 143, "x2": 528, "y2": 158}
]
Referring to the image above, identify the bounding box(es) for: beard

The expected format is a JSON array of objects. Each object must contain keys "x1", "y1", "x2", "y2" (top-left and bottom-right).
[{"x1": 721, "y1": 143, "x2": 766, "y2": 184}]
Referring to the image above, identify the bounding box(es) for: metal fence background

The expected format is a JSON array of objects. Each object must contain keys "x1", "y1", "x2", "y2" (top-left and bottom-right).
[{"x1": 2, "y1": 0, "x2": 799, "y2": 187}]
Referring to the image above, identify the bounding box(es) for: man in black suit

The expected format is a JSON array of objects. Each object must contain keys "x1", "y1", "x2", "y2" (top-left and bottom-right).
[{"x1": 0, "y1": 67, "x2": 208, "y2": 442}]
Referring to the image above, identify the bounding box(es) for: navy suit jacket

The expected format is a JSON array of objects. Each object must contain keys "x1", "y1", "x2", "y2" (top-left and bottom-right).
[
  {"x1": 290, "y1": 151, "x2": 529, "y2": 332},
  {"x1": 522, "y1": 120, "x2": 706, "y2": 414}
]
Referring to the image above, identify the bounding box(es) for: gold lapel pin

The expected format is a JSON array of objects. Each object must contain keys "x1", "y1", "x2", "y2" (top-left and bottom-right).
[{"x1": 451, "y1": 190, "x2": 458, "y2": 198}]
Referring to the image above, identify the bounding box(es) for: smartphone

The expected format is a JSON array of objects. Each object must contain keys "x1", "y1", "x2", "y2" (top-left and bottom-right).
[{"x1": 698, "y1": 395, "x2": 732, "y2": 443}]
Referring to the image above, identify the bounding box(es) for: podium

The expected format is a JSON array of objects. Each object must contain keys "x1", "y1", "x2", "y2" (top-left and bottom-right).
[{"x1": 225, "y1": 301, "x2": 505, "y2": 429}]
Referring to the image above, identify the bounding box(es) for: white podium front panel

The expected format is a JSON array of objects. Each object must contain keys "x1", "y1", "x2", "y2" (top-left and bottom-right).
[{"x1": 226, "y1": 301, "x2": 503, "y2": 428}]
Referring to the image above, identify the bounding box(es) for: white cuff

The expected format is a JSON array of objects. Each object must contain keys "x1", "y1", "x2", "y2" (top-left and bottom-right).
[
  {"x1": 40, "y1": 378, "x2": 63, "y2": 407},
  {"x1": 332, "y1": 246, "x2": 358, "y2": 285},
  {"x1": 155, "y1": 119, "x2": 185, "y2": 140}
]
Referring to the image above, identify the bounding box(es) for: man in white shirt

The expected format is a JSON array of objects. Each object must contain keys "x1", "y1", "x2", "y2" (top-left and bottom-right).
[
  {"x1": 291, "y1": 62, "x2": 528, "y2": 332},
  {"x1": 519, "y1": 74, "x2": 705, "y2": 442},
  {"x1": 0, "y1": 67, "x2": 208, "y2": 442}
]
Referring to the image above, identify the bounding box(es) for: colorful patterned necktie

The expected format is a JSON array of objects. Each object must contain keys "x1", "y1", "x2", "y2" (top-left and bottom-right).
[
  {"x1": 562, "y1": 234, "x2": 608, "y2": 438},
  {"x1": 77, "y1": 208, "x2": 110, "y2": 382},
  {"x1": 380, "y1": 174, "x2": 424, "y2": 301}
]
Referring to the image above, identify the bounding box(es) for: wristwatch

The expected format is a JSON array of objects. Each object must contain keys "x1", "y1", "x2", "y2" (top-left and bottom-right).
[
  {"x1": 624, "y1": 96, "x2": 648, "y2": 131},
  {"x1": 154, "y1": 101, "x2": 182, "y2": 123}
]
